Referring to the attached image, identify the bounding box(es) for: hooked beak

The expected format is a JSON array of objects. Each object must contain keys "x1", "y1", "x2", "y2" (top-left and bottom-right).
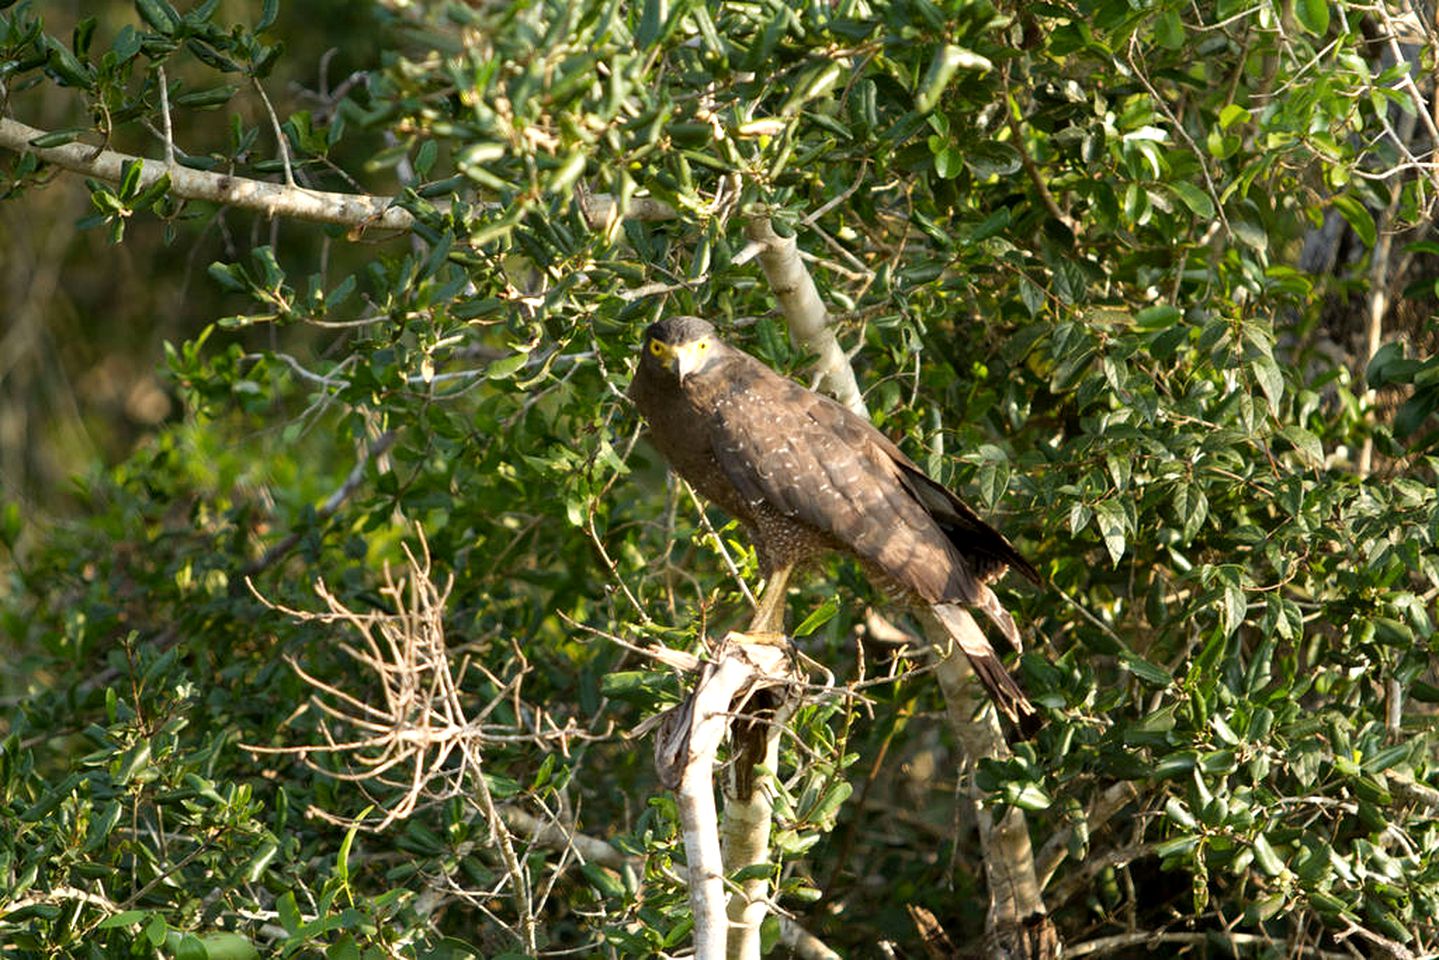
[
  {"x1": 671, "y1": 341, "x2": 706, "y2": 382},
  {"x1": 652, "y1": 340, "x2": 706, "y2": 383}
]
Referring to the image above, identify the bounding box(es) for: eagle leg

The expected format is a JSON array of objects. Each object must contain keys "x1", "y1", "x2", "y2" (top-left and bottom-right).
[{"x1": 748, "y1": 563, "x2": 793, "y2": 635}]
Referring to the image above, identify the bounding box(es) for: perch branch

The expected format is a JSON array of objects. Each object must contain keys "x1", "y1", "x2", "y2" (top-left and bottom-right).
[
  {"x1": 653, "y1": 634, "x2": 800, "y2": 960},
  {"x1": 722, "y1": 694, "x2": 801, "y2": 960}
]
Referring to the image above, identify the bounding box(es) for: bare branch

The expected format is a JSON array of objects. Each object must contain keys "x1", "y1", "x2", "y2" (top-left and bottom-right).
[
  {"x1": 251, "y1": 76, "x2": 296, "y2": 187},
  {"x1": 0, "y1": 117, "x2": 679, "y2": 234},
  {"x1": 243, "y1": 531, "x2": 540, "y2": 951},
  {"x1": 0, "y1": 118, "x2": 413, "y2": 231}
]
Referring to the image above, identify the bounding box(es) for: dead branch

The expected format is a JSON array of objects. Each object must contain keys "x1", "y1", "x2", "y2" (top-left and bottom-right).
[{"x1": 242, "y1": 531, "x2": 538, "y2": 951}]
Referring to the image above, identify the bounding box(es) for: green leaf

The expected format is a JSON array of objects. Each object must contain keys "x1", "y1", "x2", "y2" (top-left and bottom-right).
[
  {"x1": 276, "y1": 891, "x2": 301, "y2": 935},
  {"x1": 173, "y1": 85, "x2": 239, "y2": 108},
  {"x1": 976, "y1": 445, "x2": 1010, "y2": 508},
  {"x1": 28, "y1": 127, "x2": 90, "y2": 149},
  {"x1": 966, "y1": 141, "x2": 1021, "y2": 178},
  {"x1": 196, "y1": 933, "x2": 260, "y2": 960},
  {"x1": 1219, "y1": 104, "x2": 1251, "y2": 129},
  {"x1": 1251, "y1": 354, "x2": 1283, "y2": 416},
  {"x1": 809, "y1": 781, "x2": 853, "y2": 822},
  {"x1": 1135, "y1": 305, "x2": 1181, "y2": 330},
  {"x1": 1121, "y1": 652, "x2": 1173, "y2": 687},
  {"x1": 135, "y1": 0, "x2": 181, "y2": 34},
  {"x1": 414, "y1": 139, "x2": 438, "y2": 179},
  {"x1": 636, "y1": 0, "x2": 665, "y2": 48},
  {"x1": 1169, "y1": 182, "x2": 1215, "y2": 219},
  {"x1": 119, "y1": 158, "x2": 143, "y2": 199},
  {"x1": 933, "y1": 145, "x2": 963, "y2": 179},
  {"x1": 1251, "y1": 831, "x2": 1285, "y2": 876},
  {"x1": 1153, "y1": 11, "x2": 1184, "y2": 49},
  {"x1": 916, "y1": 44, "x2": 988, "y2": 113},
  {"x1": 1279, "y1": 425, "x2": 1323, "y2": 467},
  {"x1": 1332, "y1": 194, "x2": 1375, "y2": 248},
  {"x1": 580, "y1": 862, "x2": 627, "y2": 900},
  {"x1": 1094, "y1": 499, "x2": 1126, "y2": 564},
  {"x1": 172, "y1": 934, "x2": 207, "y2": 960},
  {"x1": 1367, "y1": 340, "x2": 1421, "y2": 388},
  {"x1": 145, "y1": 914, "x2": 168, "y2": 947},
  {"x1": 486, "y1": 352, "x2": 530, "y2": 380},
  {"x1": 793, "y1": 597, "x2": 839, "y2": 638},
  {"x1": 1007, "y1": 782, "x2": 1052, "y2": 811},
  {"x1": 1222, "y1": 583, "x2": 1247, "y2": 636},
  {"x1": 600, "y1": 670, "x2": 678, "y2": 704},
  {"x1": 1295, "y1": 0, "x2": 1330, "y2": 35}
]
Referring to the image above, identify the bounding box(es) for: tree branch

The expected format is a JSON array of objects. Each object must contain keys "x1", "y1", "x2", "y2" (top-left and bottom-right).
[
  {"x1": 722, "y1": 693, "x2": 801, "y2": 960},
  {"x1": 654, "y1": 636, "x2": 799, "y2": 959},
  {"x1": 745, "y1": 216, "x2": 868, "y2": 417},
  {"x1": 0, "y1": 117, "x2": 679, "y2": 234},
  {"x1": 920, "y1": 607, "x2": 1059, "y2": 960},
  {"x1": 0, "y1": 117, "x2": 414, "y2": 231}
]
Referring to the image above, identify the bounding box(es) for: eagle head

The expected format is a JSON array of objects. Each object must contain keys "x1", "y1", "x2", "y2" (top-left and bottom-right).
[{"x1": 641, "y1": 316, "x2": 722, "y2": 383}]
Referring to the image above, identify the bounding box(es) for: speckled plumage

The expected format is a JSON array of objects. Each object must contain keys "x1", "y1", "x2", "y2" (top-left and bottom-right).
[{"x1": 629, "y1": 316, "x2": 1040, "y2": 723}]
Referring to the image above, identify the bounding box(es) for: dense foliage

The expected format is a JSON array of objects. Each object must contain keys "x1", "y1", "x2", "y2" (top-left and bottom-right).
[{"x1": 2, "y1": 0, "x2": 1438, "y2": 957}]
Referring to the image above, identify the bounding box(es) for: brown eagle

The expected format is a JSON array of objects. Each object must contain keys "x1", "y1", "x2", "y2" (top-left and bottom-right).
[{"x1": 629, "y1": 315, "x2": 1040, "y2": 724}]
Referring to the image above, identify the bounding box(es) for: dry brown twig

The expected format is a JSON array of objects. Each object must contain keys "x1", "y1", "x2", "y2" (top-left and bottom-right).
[{"x1": 242, "y1": 530, "x2": 543, "y2": 952}]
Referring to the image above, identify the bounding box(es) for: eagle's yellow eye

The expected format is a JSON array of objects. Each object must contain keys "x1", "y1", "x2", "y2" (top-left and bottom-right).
[
  {"x1": 698, "y1": 340, "x2": 708, "y2": 350},
  {"x1": 649, "y1": 340, "x2": 665, "y2": 356}
]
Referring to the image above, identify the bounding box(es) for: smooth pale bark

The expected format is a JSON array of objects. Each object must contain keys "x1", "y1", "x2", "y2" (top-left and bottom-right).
[
  {"x1": 745, "y1": 216, "x2": 868, "y2": 417},
  {"x1": 0, "y1": 117, "x2": 678, "y2": 233},
  {"x1": 656, "y1": 637, "x2": 796, "y2": 960}
]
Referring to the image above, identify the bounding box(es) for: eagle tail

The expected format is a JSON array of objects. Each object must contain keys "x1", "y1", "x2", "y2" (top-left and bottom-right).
[{"x1": 931, "y1": 601, "x2": 1036, "y2": 731}]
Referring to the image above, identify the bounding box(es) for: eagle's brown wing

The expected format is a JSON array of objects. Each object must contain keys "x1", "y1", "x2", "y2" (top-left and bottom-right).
[
  {"x1": 799, "y1": 387, "x2": 1041, "y2": 585},
  {"x1": 702, "y1": 355, "x2": 1034, "y2": 722},
  {"x1": 705, "y1": 354, "x2": 1033, "y2": 598}
]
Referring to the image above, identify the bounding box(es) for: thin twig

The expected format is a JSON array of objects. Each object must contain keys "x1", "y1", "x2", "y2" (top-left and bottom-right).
[
  {"x1": 157, "y1": 66, "x2": 176, "y2": 169},
  {"x1": 250, "y1": 77, "x2": 295, "y2": 187},
  {"x1": 1003, "y1": 75, "x2": 1079, "y2": 236},
  {"x1": 1125, "y1": 36, "x2": 1232, "y2": 240}
]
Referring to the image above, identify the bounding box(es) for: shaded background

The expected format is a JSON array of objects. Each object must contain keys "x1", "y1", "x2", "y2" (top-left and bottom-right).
[{"x1": 0, "y1": 0, "x2": 392, "y2": 520}]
